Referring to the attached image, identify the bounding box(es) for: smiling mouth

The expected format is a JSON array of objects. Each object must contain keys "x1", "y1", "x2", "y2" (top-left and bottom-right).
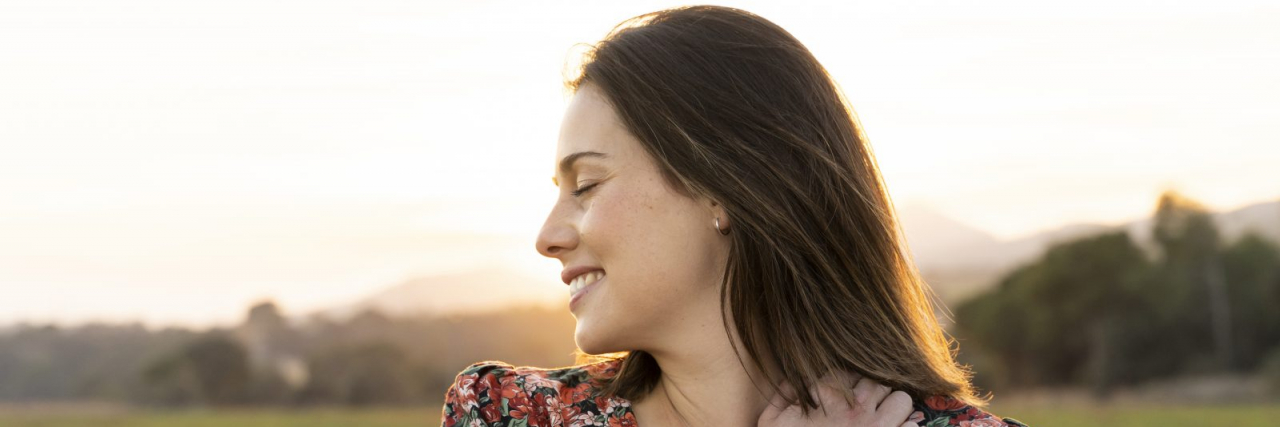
[{"x1": 569, "y1": 271, "x2": 605, "y2": 297}]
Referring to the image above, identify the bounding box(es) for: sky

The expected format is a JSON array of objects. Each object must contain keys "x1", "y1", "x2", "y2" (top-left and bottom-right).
[{"x1": 1, "y1": 0, "x2": 1277, "y2": 328}]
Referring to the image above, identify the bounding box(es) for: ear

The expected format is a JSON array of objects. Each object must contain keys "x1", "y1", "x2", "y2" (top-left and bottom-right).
[{"x1": 706, "y1": 198, "x2": 729, "y2": 230}]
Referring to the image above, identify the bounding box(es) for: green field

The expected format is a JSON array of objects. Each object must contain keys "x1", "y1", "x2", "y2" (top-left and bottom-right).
[
  {"x1": 0, "y1": 406, "x2": 438, "y2": 427},
  {"x1": 2, "y1": 401, "x2": 1279, "y2": 426},
  {"x1": 986, "y1": 402, "x2": 1280, "y2": 427}
]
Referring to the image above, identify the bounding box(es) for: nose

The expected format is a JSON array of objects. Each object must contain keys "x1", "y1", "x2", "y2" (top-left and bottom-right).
[{"x1": 536, "y1": 201, "x2": 577, "y2": 259}]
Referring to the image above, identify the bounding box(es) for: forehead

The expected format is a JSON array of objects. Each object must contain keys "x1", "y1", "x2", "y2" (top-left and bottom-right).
[{"x1": 556, "y1": 84, "x2": 628, "y2": 158}]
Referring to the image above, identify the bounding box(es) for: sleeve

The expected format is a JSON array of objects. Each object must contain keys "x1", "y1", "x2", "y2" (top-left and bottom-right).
[
  {"x1": 915, "y1": 411, "x2": 1031, "y2": 427},
  {"x1": 441, "y1": 361, "x2": 522, "y2": 427},
  {"x1": 912, "y1": 395, "x2": 1030, "y2": 427}
]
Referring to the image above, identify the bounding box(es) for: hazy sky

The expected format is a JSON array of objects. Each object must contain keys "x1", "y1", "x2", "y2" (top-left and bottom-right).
[{"x1": 2, "y1": 0, "x2": 1276, "y2": 328}]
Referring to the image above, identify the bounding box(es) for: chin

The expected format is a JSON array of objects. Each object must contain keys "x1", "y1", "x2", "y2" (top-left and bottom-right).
[
  {"x1": 574, "y1": 322, "x2": 622, "y2": 356},
  {"x1": 574, "y1": 324, "x2": 602, "y2": 354}
]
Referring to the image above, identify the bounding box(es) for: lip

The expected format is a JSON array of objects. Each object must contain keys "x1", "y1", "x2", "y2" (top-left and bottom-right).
[
  {"x1": 569, "y1": 274, "x2": 604, "y2": 311},
  {"x1": 561, "y1": 266, "x2": 604, "y2": 285}
]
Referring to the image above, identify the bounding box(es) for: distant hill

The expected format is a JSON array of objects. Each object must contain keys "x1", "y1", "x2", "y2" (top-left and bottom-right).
[
  {"x1": 903, "y1": 198, "x2": 1279, "y2": 305},
  {"x1": 309, "y1": 266, "x2": 558, "y2": 322},
  {"x1": 322, "y1": 198, "x2": 1279, "y2": 320}
]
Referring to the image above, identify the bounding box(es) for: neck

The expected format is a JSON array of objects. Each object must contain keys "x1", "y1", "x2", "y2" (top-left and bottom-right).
[{"x1": 633, "y1": 306, "x2": 781, "y2": 427}]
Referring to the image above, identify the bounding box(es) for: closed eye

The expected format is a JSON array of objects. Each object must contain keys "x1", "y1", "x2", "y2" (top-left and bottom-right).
[{"x1": 571, "y1": 182, "x2": 600, "y2": 197}]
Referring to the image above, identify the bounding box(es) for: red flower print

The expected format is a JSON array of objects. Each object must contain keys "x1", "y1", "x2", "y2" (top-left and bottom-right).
[
  {"x1": 504, "y1": 382, "x2": 532, "y2": 421},
  {"x1": 480, "y1": 403, "x2": 503, "y2": 424},
  {"x1": 454, "y1": 373, "x2": 480, "y2": 412},
  {"x1": 445, "y1": 406, "x2": 463, "y2": 427},
  {"x1": 959, "y1": 418, "x2": 1005, "y2": 427},
  {"x1": 560, "y1": 400, "x2": 585, "y2": 426},
  {"x1": 565, "y1": 382, "x2": 593, "y2": 405},
  {"x1": 955, "y1": 405, "x2": 985, "y2": 421},
  {"x1": 500, "y1": 375, "x2": 523, "y2": 397},
  {"x1": 595, "y1": 395, "x2": 619, "y2": 415},
  {"x1": 544, "y1": 391, "x2": 567, "y2": 426},
  {"x1": 908, "y1": 410, "x2": 926, "y2": 424},
  {"x1": 567, "y1": 411, "x2": 604, "y2": 427},
  {"x1": 609, "y1": 414, "x2": 638, "y2": 427},
  {"x1": 925, "y1": 395, "x2": 968, "y2": 411},
  {"x1": 583, "y1": 359, "x2": 619, "y2": 376},
  {"x1": 583, "y1": 362, "x2": 607, "y2": 376},
  {"x1": 527, "y1": 373, "x2": 565, "y2": 391},
  {"x1": 526, "y1": 392, "x2": 552, "y2": 427},
  {"x1": 478, "y1": 372, "x2": 501, "y2": 402}
]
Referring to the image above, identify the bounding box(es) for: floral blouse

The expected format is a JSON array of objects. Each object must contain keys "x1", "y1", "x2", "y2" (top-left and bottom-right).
[{"x1": 440, "y1": 359, "x2": 1029, "y2": 427}]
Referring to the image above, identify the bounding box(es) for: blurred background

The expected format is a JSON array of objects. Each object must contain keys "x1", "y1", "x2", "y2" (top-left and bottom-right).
[{"x1": 1, "y1": 0, "x2": 1277, "y2": 426}]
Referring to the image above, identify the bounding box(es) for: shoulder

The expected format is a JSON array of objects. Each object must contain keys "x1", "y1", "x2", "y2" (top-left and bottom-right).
[
  {"x1": 440, "y1": 358, "x2": 633, "y2": 427},
  {"x1": 909, "y1": 394, "x2": 1030, "y2": 427}
]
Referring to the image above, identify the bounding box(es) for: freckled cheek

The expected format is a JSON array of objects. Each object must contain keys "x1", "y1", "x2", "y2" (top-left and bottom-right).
[
  {"x1": 579, "y1": 191, "x2": 659, "y2": 271},
  {"x1": 580, "y1": 193, "x2": 638, "y2": 245}
]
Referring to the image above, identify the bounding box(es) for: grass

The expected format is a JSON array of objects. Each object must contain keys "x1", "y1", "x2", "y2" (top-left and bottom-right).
[
  {"x1": 0, "y1": 405, "x2": 439, "y2": 427},
  {"x1": 2, "y1": 401, "x2": 1279, "y2": 426},
  {"x1": 987, "y1": 401, "x2": 1280, "y2": 427}
]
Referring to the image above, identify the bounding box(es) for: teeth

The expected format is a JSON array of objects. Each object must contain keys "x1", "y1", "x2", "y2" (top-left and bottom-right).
[{"x1": 570, "y1": 271, "x2": 604, "y2": 296}]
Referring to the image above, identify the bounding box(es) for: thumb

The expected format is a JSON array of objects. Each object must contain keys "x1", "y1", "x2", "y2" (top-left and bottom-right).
[
  {"x1": 765, "y1": 380, "x2": 796, "y2": 415},
  {"x1": 758, "y1": 382, "x2": 783, "y2": 425}
]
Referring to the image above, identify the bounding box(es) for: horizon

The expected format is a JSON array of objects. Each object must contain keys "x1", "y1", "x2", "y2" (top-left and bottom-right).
[{"x1": 3, "y1": 193, "x2": 1275, "y2": 331}]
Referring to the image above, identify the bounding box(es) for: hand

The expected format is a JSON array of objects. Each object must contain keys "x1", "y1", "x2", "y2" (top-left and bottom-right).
[{"x1": 758, "y1": 370, "x2": 916, "y2": 427}]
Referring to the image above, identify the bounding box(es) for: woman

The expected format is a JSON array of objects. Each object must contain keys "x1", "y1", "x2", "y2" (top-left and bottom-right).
[{"x1": 442, "y1": 5, "x2": 1028, "y2": 427}]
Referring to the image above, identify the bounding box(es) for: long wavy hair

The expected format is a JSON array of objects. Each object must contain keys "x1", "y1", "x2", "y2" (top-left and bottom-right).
[{"x1": 564, "y1": 5, "x2": 989, "y2": 414}]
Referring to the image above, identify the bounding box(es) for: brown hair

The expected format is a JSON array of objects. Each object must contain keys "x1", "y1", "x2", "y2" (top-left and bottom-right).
[{"x1": 563, "y1": 5, "x2": 989, "y2": 414}]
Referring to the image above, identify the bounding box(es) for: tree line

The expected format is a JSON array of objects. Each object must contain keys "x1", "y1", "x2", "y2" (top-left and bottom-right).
[
  {"x1": 0, "y1": 304, "x2": 578, "y2": 407},
  {"x1": 954, "y1": 190, "x2": 1280, "y2": 397}
]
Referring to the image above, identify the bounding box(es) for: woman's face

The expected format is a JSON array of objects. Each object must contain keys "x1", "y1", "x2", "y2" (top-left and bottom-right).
[{"x1": 536, "y1": 83, "x2": 731, "y2": 355}]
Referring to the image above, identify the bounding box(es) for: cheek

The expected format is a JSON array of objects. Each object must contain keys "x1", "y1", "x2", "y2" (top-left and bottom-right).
[
  {"x1": 583, "y1": 186, "x2": 705, "y2": 296},
  {"x1": 583, "y1": 184, "x2": 675, "y2": 257},
  {"x1": 579, "y1": 188, "x2": 649, "y2": 259}
]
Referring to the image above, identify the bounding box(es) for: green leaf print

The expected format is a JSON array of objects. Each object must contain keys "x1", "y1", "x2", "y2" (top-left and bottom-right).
[
  {"x1": 925, "y1": 417, "x2": 951, "y2": 427},
  {"x1": 511, "y1": 418, "x2": 529, "y2": 427}
]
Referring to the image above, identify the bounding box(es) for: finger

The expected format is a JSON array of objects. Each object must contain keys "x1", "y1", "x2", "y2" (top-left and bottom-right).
[
  {"x1": 877, "y1": 390, "x2": 914, "y2": 424},
  {"x1": 807, "y1": 379, "x2": 832, "y2": 417},
  {"x1": 768, "y1": 380, "x2": 794, "y2": 410},
  {"x1": 814, "y1": 372, "x2": 851, "y2": 416},
  {"x1": 761, "y1": 380, "x2": 793, "y2": 422},
  {"x1": 852, "y1": 376, "x2": 893, "y2": 410},
  {"x1": 901, "y1": 422, "x2": 920, "y2": 427},
  {"x1": 828, "y1": 369, "x2": 862, "y2": 408}
]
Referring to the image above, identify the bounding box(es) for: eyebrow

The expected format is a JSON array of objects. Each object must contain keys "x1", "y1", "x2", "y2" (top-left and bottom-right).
[{"x1": 552, "y1": 151, "x2": 609, "y2": 187}]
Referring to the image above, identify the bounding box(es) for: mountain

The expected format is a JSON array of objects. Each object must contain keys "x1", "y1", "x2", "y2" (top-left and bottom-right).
[
  {"x1": 901, "y1": 198, "x2": 1280, "y2": 305},
  {"x1": 310, "y1": 266, "x2": 558, "y2": 322},
  {"x1": 321, "y1": 198, "x2": 1279, "y2": 319}
]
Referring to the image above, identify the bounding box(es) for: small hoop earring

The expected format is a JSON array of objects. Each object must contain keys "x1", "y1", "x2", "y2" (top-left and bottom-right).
[{"x1": 715, "y1": 217, "x2": 730, "y2": 235}]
